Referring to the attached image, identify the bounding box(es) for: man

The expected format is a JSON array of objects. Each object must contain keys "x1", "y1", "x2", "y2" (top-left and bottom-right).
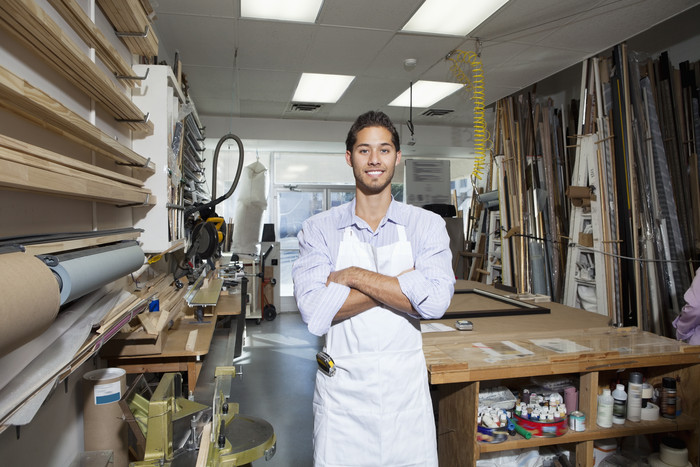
[{"x1": 293, "y1": 110, "x2": 455, "y2": 466}]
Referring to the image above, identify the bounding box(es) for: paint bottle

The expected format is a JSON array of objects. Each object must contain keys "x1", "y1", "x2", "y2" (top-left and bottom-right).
[
  {"x1": 626, "y1": 372, "x2": 643, "y2": 422},
  {"x1": 612, "y1": 384, "x2": 627, "y2": 424},
  {"x1": 661, "y1": 377, "x2": 677, "y2": 419},
  {"x1": 597, "y1": 388, "x2": 614, "y2": 428}
]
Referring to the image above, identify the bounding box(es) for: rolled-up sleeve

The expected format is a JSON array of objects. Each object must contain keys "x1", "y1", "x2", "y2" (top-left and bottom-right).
[
  {"x1": 397, "y1": 214, "x2": 455, "y2": 320},
  {"x1": 293, "y1": 220, "x2": 349, "y2": 336}
]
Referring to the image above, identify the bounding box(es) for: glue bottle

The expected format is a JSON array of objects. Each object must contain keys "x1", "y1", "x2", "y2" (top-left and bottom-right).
[
  {"x1": 597, "y1": 388, "x2": 614, "y2": 428},
  {"x1": 612, "y1": 384, "x2": 627, "y2": 424}
]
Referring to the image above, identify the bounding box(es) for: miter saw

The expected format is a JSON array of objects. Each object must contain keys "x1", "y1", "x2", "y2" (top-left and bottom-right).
[
  {"x1": 174, "y1": 134, "x2": 245, "y2": 286},
  {"x1": 125, "y1": 367, "x2": 275, "y2": 466}
]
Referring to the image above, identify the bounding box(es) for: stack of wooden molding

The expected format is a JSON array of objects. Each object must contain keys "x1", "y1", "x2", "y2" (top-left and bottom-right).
[
  {"x1": 0, "y1": 0, "x2": 153, "y2": 134},
  {"x1": 0, "y1": 134, "x2": 154, "y2": 206},
  {"x1": 0, "y1": 65, "x2": 154, "y2": 172},
  {"x1": 47, "y1": 0, "x2": 139, "y2": 88},
  {"x1": 97, "y1": 0, "x2": 158, "y2": 58},
  {"x1": 477, "y1": 42, "x2": 700, "y2": 338}
]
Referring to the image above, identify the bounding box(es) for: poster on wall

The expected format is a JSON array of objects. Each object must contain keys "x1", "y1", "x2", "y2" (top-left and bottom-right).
[{"x1": 404, "y1": 159, "x2": 451, "y2": 206}]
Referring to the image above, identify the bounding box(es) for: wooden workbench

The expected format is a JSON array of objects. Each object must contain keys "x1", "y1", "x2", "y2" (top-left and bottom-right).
[
  {"x1": 105, "y1": 311, "x2": 218, "y2": 393},
  {"x1": 425, "y1": 281, "x2": 700, "y2": 467}
]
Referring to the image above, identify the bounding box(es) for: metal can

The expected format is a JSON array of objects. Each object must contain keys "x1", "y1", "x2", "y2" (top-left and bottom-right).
[{"x1": 569, "y1": 411, "x2": 586, "y2": 432}]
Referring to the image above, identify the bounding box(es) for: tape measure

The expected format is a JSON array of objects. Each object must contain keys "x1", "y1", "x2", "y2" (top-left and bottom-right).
[{"x1": 316, "y1": 351, "x2": 336, "y2": 377}]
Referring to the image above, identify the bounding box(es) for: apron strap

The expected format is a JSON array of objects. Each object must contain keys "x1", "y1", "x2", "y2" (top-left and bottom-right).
[{"x1": 396, "y1": 224, "x2": 408, "y2": 242}]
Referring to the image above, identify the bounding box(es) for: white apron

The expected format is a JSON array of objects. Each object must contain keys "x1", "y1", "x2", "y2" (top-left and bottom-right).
[{"x1": 313, "y1": 225, "x2": 438, "y2": 467}]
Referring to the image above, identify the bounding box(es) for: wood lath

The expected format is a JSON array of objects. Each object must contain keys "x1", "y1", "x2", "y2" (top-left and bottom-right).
[
  {"x1": 47, "y1": 0, "x2": 139, "y2": 88},
  {"x1": 97, "y1": 0, "x2": 158, "y2": 58},
  {"x1": 0, "y1": 136, "x2": 155, "y2": 206},
  {"x1": 0, "y1": 64, "x2": 155, "y2": 172},
  {"x1": 0, "y1": 0, "x2": 153, "y2": 134}
]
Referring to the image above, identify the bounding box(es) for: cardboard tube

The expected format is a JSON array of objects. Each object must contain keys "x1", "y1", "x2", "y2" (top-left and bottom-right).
[
  {"x1": 0, "y1": 251, "x2": 60, "y2": 357},
  {"x1": 83, "y1": 368, "x2": 128, "y2": 467}
]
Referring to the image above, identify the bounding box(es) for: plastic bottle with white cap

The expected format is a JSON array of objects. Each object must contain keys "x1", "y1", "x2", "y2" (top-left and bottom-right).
[
  {"x1": 612, "y1": 384, "x2": 627, "y2": 424},
  {"x1": 596, "y1": 388, "x2": 614, "y2": 428}
]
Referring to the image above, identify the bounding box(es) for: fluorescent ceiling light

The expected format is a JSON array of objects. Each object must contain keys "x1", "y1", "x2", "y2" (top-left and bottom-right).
[
  {"x1": 389, "y1": 81, "x2": 463, "y2": 108},
  {"x1": 402, "y1": 0, "x2": 509, "y2": 36},
  {"x1": 241, "y1": 0, "x2": 323, "y2": 23},
  {"x1": 293, "y1": 73, "x2": 355, "y2": 103}
]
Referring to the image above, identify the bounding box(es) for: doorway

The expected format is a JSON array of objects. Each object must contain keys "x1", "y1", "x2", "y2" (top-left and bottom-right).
[{"x1": 277, "y1": 187, "x2": 355, "y2": 311}]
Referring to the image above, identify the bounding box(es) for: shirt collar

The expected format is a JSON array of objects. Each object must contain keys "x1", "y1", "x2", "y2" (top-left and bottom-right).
[{"x1": 337, "y1": 197, "x2": 406, "y2": 231}]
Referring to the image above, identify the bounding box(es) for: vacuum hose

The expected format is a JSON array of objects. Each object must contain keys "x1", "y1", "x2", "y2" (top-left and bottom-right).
[{"x1": 184, "y1": 133, "x2": 245, "y2": 220}]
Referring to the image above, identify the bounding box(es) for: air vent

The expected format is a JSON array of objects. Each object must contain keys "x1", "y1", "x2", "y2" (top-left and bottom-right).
[
  {"x1": 290, "y1": 103, "x2": 323, "y2": 112},
  {"x1": 421, "y1": 109, "x2": 454, "y2": 117}
]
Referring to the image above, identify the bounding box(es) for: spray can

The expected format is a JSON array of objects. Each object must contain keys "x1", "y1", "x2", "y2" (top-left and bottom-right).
[
  {"x1": 626, "y1": 372, "x2": 643, "y2": 422},
  {"x1": 612, "y1": 384, "x2": 627, "y2": 424}
]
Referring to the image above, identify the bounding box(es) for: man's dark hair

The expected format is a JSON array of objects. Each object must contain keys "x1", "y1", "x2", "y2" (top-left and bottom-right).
[{"x1": 345, "y1": 110, "x2": 400, "y2": 152}]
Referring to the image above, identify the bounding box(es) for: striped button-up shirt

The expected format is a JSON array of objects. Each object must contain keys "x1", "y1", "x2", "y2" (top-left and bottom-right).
[{"x1": 293, "y1": 198, "x2": 456, "y2": 336}]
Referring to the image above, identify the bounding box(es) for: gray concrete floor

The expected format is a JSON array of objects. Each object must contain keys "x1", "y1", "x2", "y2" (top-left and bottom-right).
[{"x1": 193, "y1": 312, "x2": 322, "y2": 466}]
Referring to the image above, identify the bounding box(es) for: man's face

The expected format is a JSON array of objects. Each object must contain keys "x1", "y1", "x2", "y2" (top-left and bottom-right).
[{"x1": 346, "y1": 126, "x2": 401, "y2": 195}]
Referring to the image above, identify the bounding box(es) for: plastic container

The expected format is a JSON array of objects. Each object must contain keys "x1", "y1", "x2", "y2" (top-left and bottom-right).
[
  {"x1": 594, "y1": 438, "x2": 618, "y2": 467},
  {"x1": 597, "y1": 388, "x2": 614, "y2": 428},
  {"x1": 612, "y1": 384, "x2": 627, "y2": 424},
  {"x1": 661, "y1": 377, "x2": 677, "y2": 419},
  {"x1": 626, "y1": 372, "x2": 643, "y2": 422}
]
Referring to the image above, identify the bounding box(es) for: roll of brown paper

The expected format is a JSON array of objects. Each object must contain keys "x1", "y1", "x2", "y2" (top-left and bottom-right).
[
  {"x1": 0, "y1": 251, "x2": 61, "y2": 357},
  {"x1": 83, "y1": 368, "x2": 128, "y2": 467}
]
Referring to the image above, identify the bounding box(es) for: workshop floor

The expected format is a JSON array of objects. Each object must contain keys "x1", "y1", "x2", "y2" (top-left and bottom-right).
[{"x1": 193, "y1": 312, "x2": 322, "y2": 467}]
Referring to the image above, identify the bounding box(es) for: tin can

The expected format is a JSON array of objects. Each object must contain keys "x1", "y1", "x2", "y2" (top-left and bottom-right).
[{"x1": 569, "y1": 411, "x2": 586, "y2": 432}]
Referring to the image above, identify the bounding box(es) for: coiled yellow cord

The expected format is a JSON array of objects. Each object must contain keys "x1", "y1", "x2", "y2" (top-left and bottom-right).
[{"x1": 447, "y1": 49, "x2": 491, "y2": 182}]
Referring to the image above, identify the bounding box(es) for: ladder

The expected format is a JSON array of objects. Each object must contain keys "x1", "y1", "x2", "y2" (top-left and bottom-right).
[{"x1": 563, "y1": 59, "x2": 611, "y2": 318}]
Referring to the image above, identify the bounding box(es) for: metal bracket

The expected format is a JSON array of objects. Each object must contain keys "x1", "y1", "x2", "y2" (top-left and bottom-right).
[
  {"x1": 116, "y1": 157, "x2": 151, "y2": 168},
  {"x1": 114, "y1": 25, "x2": 150, "y2": 38},
  {"x1": 115, "y1": 112, "x2": 150, "y2": 124},
  {"x1": 115, "y1": 67, "x2": 150, "y2": 81},
  {"x1": 116, "y1": 193, "x2": 151, "y2": 208}
]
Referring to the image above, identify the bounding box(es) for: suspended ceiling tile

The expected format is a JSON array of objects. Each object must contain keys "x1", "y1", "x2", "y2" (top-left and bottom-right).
[
  {"x1": 364, "y1": 33, "x2": 465, "y2": 79},
  {"x1": 237, "y1": 69, "x2": 300, "y2": 102},
  {"x1": 492, "y1": 44, "x2": 587, "y2": 90},
  {"x1": 472, "y1": 0, "x2": 608, "y2": 45},
  {"x1": 540, "y1": 0, "x2": 700, "y2": 53},
  {"x1": 237, "y1": 20, "x2": 317, "y2": 71},
  {"x1": 302, "y1": 26, "x2": 393, "y2": 74},
  {"x1": 319, "y1": 0, "x2": 423, "y2": 30},
  {"x1": 153, "y1": 13, "x2": 236, "y2": 66},
  {"x1": 151, "y1": 0, "x2": 236, "y2": 17},
  {"x1": 239, "y1": 99, "x2": 291, "y2": 118}
]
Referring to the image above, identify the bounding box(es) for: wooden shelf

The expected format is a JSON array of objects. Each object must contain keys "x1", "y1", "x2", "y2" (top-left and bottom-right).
[
  {"x1": 0, "y1": 64, "x2": 155, "y2": 173},
  {"x1": 0, "y1": 0, "x2": 154, "y2": 134},
  {"x1": 97, "y1": 0, "x2": 158, "y2": 57},
  {"x1": 479, "y1": 415, "x2": 698, "y2": 453},
  {"x1": 429, "y1": 281, "x2": 700, "y2": 466},
  {"x1": 0, "y1": 134, "x2": 155, "y2": 206},
  {"x1": 47, "y1": 0, "x2": 139, "y2": 87}
]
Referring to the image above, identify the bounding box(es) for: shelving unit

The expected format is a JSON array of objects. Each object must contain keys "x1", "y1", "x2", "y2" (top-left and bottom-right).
[
  {"x1": 132, "y1": 64, "x2": 206, "y2": 253},
  {"x1": 0, "y1": 0, "x2": 153, "y2": 134},
  {"x1": 425, "y1": 281, "x2": 700, "y2": 467}
]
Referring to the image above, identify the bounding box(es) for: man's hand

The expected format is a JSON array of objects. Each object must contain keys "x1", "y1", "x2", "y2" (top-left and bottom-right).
[{"x1": 326, "y1": 266, "x2": 415, "y2": 320}]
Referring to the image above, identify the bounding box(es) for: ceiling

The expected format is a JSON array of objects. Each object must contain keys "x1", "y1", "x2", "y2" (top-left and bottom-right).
[{"x1": 150, "y1": 0, "x2": 700, "y2": 138}]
